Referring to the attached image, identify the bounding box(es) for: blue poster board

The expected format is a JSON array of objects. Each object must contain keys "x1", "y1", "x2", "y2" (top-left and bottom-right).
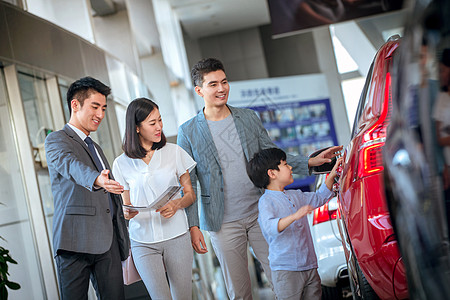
[{"x1": 245, "y1": 98, "x2": 338, "y2": 189}]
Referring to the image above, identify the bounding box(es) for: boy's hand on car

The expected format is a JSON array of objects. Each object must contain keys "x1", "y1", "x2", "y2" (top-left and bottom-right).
[
  {"x1": 330, "y1": 157, "x2": 344, "y2": 179},
  {"x1": 326, "y1": 157, "x2": 344, "y2": 191}
]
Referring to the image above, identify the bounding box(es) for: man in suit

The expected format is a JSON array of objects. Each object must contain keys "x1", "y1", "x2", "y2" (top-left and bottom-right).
[
  {"x1": 45, "y1": 76, "x2": 130, "y2": 300},
  {"x1": 177, "y1": 58, "x2": 342, "y2": 299}
]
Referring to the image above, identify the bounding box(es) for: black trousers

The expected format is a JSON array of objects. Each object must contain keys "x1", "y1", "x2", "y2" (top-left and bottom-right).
[{"x1": 55, "y1": 229, "x2": 124, "y2": 300}]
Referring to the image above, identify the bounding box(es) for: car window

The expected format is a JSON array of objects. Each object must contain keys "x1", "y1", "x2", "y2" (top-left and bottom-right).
[{"x1": 351, "y1": 62, "x2": 374, "y2": 138}]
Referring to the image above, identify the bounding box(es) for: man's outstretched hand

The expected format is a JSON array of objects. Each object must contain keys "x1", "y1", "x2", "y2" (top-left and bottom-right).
[
  {"x1": 94, "y1": 169, "x2": 124, "y2": 194},
  {"x1": 308, "y1": 145, "x2": 343, "y2": 167}
]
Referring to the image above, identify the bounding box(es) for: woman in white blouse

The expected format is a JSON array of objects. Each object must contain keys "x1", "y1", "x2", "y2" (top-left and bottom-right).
[{"x1": 113, "y1": 98, "x2": 201, "y2": 299}]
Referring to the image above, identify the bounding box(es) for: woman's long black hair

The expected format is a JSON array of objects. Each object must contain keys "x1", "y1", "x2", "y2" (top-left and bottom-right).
[{"x1": 122, "y1": 97, "x2": 166, "y2": 159}]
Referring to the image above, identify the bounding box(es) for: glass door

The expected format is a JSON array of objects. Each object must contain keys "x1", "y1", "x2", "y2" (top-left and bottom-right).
[
  {"x1": 0, "y1": 67, "x2": 47, "y2": 299},
  {"x1": 16, "y1": 68, "x2": 55, "y2": 243}
]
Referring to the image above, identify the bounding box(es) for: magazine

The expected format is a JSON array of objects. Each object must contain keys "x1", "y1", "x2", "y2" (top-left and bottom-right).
[{"x1": 123, "y1": 185, "x2": 183, "y2": 212}]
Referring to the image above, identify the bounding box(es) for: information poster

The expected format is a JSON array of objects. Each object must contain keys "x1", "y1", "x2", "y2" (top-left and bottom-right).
[
  {"x1": 246, "y1": 99, "x2": 338, "y2": 189},
  {"x1": 226, "y1": 74, "x2": 338, "y2": 189}
]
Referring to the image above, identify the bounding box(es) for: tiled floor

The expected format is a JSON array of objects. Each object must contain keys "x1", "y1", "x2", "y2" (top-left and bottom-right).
[{"x1": 258, "y1": 286, "x2": 353, "y2": 299}]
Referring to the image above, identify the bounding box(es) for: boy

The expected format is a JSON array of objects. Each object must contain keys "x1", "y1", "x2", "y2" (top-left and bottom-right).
[{"x1": 247, "y1": 147, "x2": 343, "y2": 300}]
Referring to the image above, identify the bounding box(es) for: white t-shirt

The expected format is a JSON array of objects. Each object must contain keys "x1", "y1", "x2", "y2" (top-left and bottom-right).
[
  {"x1": 112, "y1": 143, "x2": 196, "y2": 243},
  {"x1": 432, "y1": 92, "x2": 450, "y2": 165}
]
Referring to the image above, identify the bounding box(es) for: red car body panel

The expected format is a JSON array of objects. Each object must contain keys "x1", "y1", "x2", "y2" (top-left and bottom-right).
[{"x1": 337, "y1": 40, "x2": 409, "y2": 299}]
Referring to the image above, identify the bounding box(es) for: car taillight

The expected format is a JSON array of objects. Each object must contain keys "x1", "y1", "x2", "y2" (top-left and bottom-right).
[
  {"x1": 313, "y1": 198, "x2": 338, "y2": 225},
  {"x1": 358, "y1": 71, "x2": 392, "y2": 178}
]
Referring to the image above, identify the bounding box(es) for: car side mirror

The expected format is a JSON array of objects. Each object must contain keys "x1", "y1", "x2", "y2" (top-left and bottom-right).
[{"x1": 308, "y1": 146, "x2": 337, "y2": 175}]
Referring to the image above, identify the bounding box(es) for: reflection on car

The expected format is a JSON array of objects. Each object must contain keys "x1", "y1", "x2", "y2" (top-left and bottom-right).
[
  {"x1": 383, "y1": 0, "x2": 450, "y2": 299},
  {"x1": 336, "y1": 35, "x2": 409, "y2": 299}
]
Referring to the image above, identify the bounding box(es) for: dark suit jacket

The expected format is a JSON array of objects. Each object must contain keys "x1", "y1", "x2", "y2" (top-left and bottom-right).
[{"x1": 45, "y1": 124, "x2": 129, "y2": 260}]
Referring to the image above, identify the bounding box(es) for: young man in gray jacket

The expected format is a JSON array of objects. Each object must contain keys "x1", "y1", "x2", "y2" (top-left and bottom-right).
[{"x1": 177, "y1": 58, "x2": 342, "y2": 299}]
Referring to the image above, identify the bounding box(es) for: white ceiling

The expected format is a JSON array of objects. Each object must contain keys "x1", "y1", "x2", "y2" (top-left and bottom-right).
[
  {"x1": 166, "y1": 0, "x2": 271, "y2": 39},
  {"x1": 108, "y1": 0, "x2": 405, "y2": 44}
]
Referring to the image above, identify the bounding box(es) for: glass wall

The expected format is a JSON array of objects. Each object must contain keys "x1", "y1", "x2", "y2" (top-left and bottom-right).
[
  {"x1": 57, "y1": 77, "x2": 70, "y2": 123},
  {"x1": 114, "y1": 101, "x2": 127, "y2": 144},
  {"x1": 16, "y1": 67, "x2": 55, "y2": 244},
  {"x1": 0, "y1": 67, "x2": 46, "y2": 299}
]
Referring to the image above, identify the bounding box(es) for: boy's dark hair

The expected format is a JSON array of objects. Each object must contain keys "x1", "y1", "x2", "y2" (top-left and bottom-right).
[
  {"x1": 191, "y1": 58, "x2": 225, "y2": 87},
  {"x1": 247, "y1": 148, "x2": 287, "y2": 189},
  {"x1": 123, "y1": 97, "x2": 166, "y2": 159},
  {"x1": 67, "y1": 76, "x2": 111, "y2": 114}
]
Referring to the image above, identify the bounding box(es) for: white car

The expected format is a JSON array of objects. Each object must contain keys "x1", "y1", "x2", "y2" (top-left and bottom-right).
[{"x1": 308, "y1": 173, "x2": 350, "y2": 299}]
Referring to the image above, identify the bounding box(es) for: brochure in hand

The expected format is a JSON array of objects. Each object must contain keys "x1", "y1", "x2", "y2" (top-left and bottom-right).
[{"x1": 123, "y1": 185, "x2": 183, "y2": 212}]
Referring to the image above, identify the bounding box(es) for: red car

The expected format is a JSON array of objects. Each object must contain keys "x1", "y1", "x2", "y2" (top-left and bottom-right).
[{"x1": 336, "y1": 36, "x2": 409, "y2": 299}]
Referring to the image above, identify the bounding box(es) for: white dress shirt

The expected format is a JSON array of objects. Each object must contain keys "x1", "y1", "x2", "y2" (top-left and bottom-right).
[{"x1": 113, "y1": 143, "x2": 196, "y2": 243}]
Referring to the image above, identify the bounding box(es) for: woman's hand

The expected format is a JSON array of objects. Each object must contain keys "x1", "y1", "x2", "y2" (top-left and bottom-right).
[
  {"x1": 123, "y1": 206, "x2": 139, "y2": 220},
  {"x1": 156, "y1": 200, "x2": 180, "y2": 218},
  {"x1": 121, "y1": 190, "x2": 138, "y2": 220},
  {"x1": 156, "y1": 171, "x2": 196, "y2": 219}
]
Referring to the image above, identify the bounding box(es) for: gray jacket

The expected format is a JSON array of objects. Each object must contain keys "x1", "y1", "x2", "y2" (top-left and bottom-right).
[
  {"x1": 177, "y1": 105, "x2": 309, "y2": 232},
  {"x1": 45, "y1": 124, "x2": 129, "y2": 260}
]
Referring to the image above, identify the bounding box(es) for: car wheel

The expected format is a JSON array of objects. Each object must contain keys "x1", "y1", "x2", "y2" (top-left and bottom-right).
[
  {"x1": 322, "y1": 285, "x2": 342, "y2": 300},
  {"x1": 355, "y1": 260, "x2": 379, "y2": 300}
]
